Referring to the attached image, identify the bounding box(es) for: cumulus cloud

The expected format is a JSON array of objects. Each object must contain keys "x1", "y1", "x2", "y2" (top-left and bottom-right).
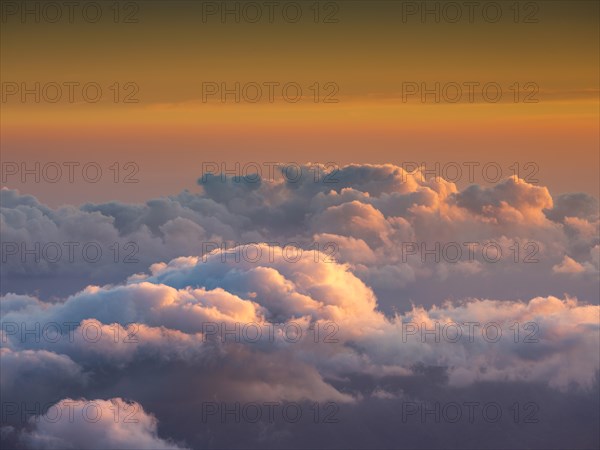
[
  {"x1": 3, "y1": 166, "x2": 597, "y2": 312},
  {"x1": 1, "y1": 165, "x2": 599, "y2": 449},
  {"x1": 2, "y1": 246, "x2": 598, "y2": 397},
  {"x1": 19, "y1": 398, "x2": 187, "y2": 450}
]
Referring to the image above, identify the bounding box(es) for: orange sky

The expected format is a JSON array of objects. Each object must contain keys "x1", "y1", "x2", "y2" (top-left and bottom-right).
[{"x1": 1, "y1": 0, "x2": 598, "y2": 204}]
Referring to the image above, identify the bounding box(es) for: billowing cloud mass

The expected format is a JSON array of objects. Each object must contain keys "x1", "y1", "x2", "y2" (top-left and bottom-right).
[
  {"x1": 1, "y1": 165, "x2": 599, "y2": 449},
  {"x1": 13, "y1": 398, "x2": 187, "y2": 450},
  {"x1": 2, "y1": 166, "x2": 598, "y2": 305}
]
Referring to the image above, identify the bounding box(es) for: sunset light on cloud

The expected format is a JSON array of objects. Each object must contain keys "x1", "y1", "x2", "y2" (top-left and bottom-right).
[{"x1": 1, "y1": 1, "x2": 599, "y2": 449}]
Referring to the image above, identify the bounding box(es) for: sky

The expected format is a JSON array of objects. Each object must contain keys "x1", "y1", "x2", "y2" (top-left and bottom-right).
[
  {"x1": 1, "y1": 0, "x2": 598, "y2": 204},
  {"x1": 1, "y1": 1, "x2": 599, "y2": 450}
]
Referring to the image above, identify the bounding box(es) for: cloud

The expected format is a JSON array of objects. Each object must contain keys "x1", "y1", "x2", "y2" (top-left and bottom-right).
[
  {"x1": 545, "y1": 192, "x2": 599, "y2": 223},
  {"x1": 19, "y1": 398, "x2": 187, "y2": 450},
  {"x1": 1, "y1": 165, "x2": 599, "y2": 449},
  {"x1": 2, "y1": 247, "x2": 598, "y2": 396},
  {"x1": 3, "y1": 167, "x2": 597, "y2": 314},
  {"x1": 0, "y1": 348, "x2": 88, "y2": 419},
  {"x1": 451, "y1": 176, "x2": 554, "y2": 224},
  {"x1": 553, "y1": 255, "x2": 587, "y2": 274}
]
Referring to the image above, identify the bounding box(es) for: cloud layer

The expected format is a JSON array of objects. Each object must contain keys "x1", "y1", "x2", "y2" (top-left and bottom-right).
[{"x1": 1, "y1": 165, "x2": 599, "y2": 449}]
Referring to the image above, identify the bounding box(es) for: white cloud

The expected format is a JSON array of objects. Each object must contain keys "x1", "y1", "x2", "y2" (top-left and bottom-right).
[{"x1": 20, "y1": 398, "x2": 187, "y2": 450}]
